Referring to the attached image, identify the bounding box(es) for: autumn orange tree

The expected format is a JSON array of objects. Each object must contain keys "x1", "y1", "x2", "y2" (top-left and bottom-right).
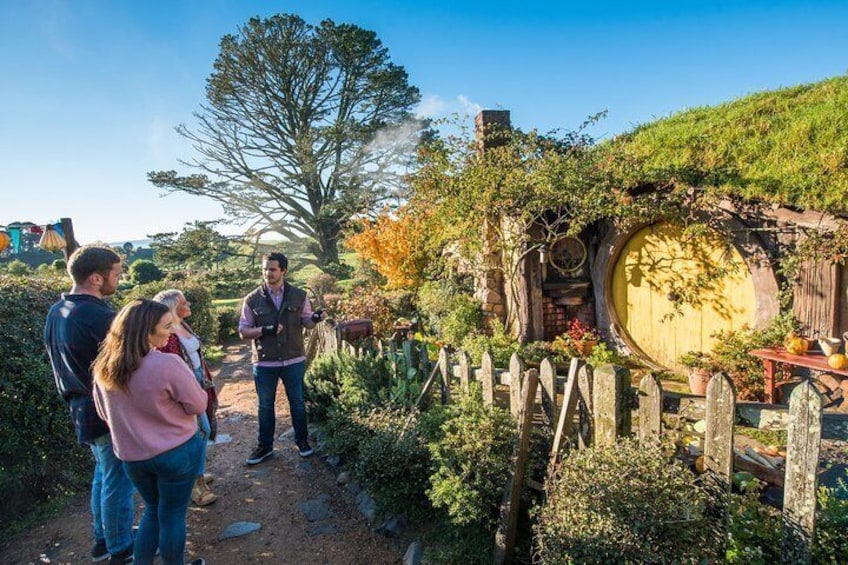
[{"x1": 344, "y1": 204, "x2": 439, "y2": 290}]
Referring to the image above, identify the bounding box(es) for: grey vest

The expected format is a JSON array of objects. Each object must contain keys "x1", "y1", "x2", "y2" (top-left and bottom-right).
[{"x1": 244, "y1": 283, "x2": 308, "y2": 363}]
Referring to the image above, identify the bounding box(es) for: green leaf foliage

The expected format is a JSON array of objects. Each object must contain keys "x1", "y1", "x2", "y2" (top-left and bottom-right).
[
  {"x1": 353, "y1": 408, "x2": 431, "y2": 519},
  {"x1": 427, "y1": 383, "x2": 517, "y2": 529},
  {"x1": 536, "y1": 438, "x2": 716, "y2": 564},
  {"x1": 116, "y1": 278, "x2": 219, "y2": 346},
  {"x1": 128, "y1": 259, "x2": 163, "y2": 285},
  {"x1": 0, "y1": 275, "x2": 89, "y2": 525}
]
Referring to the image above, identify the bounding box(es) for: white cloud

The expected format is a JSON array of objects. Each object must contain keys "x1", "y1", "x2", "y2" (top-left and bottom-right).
[
  {"x1": 414, "y1": 95, "x2": 448, "y2": 118},
  {"x1": 457, "y1": 95, "x2": 483, "y2": 117},
  {"x1": 414, "y1": 94, "x2": 484, "y2": 119}
]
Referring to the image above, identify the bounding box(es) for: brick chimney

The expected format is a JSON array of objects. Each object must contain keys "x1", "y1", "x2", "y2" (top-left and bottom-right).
[
  {"x1": 475, "y1": 110, "x2": 511, "y2": 155},
  {"x1": 473, "y1": 110, "x2": 511, "y2": 327}
]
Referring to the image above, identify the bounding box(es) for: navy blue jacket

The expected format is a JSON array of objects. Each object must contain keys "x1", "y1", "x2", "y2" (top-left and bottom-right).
[{"x1": 43, "y1": 294, "x2": 115, "y2": 444}]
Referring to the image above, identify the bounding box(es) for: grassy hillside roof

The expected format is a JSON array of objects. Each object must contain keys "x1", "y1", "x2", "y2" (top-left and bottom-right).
[{"x1": 613, "y1": 75, "x2": 848, "y2": 214}]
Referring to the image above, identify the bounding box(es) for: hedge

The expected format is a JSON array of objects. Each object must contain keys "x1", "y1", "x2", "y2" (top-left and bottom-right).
[{"x1": 0, "y1": 274, "x2": 90, "y2": 526}]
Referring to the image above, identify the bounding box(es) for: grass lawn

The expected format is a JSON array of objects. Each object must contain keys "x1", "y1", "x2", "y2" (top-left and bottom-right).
[{"x1": 212, "y1": 298, "x2": 242, "y2": 308}]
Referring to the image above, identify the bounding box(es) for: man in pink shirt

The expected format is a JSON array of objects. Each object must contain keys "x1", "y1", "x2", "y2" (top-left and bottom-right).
[{"x1": 239, "y1": 252, "x2": 326, "y2": 464}]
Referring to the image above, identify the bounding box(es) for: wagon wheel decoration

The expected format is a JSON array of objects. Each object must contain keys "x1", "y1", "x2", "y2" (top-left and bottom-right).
[{"x1": 548, "y1": 236, "x2": 587, "y2": 275}]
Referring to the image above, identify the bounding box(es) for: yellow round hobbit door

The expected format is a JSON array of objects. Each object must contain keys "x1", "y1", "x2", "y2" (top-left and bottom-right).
[{"x1": 610, "y1": 222, "x2": 757, "y2": 372}]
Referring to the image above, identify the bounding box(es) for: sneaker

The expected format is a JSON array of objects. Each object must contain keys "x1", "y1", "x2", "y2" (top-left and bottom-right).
[
  {"x1": 296, "y1": 439, "x2": 314, "y2": 457},
  {"x1": 108, "y1": 544, "x2": 134, "y2": 564},
  {"x1": 246, "y1": 445, "x2": 274, "y2": 465},
  {"x1": 189, "y1": 559, "x2": 205, "y2": 565},
  {"x1": 91, "y1": 540, "x2": 109, "y2": 562}
]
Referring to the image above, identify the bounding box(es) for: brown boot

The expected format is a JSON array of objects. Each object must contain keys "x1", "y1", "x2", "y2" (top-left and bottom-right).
[{"x1": 192, "y1": 476, "x2": 217, "y2": 506}]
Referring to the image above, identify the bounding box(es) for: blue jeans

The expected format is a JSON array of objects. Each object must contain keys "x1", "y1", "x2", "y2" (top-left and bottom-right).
[
  {"x1": 123, "y1": 434, "x2": 202, "y2": 565},
  {"x1": 90, "y1": 433, "x2": 135, "y2": 555},
  {"x1": 253, "y1": 362, "x2": 307, "y2": 447}
]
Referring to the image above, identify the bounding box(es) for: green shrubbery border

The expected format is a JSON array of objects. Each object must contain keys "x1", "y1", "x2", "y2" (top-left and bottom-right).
[{"x1": 0, "y1": 275, "x2": 90, "y2": 532}]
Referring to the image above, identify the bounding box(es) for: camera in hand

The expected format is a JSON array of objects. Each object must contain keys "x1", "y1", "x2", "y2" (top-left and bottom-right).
[
  {"x1": 311, "y1": 309, "x2": 325, "y2": 323},
  {"x1": 260, "y1": 324, "x2": 277, "y2": 337}
]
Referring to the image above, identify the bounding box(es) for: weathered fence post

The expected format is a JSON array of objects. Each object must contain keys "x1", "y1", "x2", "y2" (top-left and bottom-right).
[
  {"x1": 389, "y1": 341, "x2": 398, "y2": 378},
  {"x1": 549, "y1": 358, "x2": 582, "y2": 468},
  {"x1": 403, "y1": 339, "x2": 420, "y2": 378},
  {"x1": 457, "y1": 351, "x2": 471, "y2": 393},
  {"x1": 577, "y1": 362, "x2": 594, "y2": 448},
  {"x1": 781, "y1": 380, "x2": 823, "y2": 565},
  {"x1": 637, "y1": 373, "x2": 663, "y2": 445},
  {"x1": 509, "y1": 353, "x2": 526, "y2": 419},
  {"x1": 703, "y1": 373, "x2": 735, "y2": 555},
  {"x1": 419, "y1": 341, "x2": 430, "y2": 379},
  {"x1": 494, "y1": 369, "x2": 539, "y2": 565},
  {"x1": 438, "y1": 346, "x2": 451, "y2": 405},
  {"x1": 592, "y1": 364, "x2": 631, "y2": 447},
  {"x1": 480, "y1": 351, "x2": 495, "y2": 406},
  {"x1": 539, "y1": 358, "x2": 558, "y2": 429}
]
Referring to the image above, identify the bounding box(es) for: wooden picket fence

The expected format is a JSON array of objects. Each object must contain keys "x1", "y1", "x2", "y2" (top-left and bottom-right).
[{"x1": 311, "y1": 331, "x2": 826, "y2": 565}]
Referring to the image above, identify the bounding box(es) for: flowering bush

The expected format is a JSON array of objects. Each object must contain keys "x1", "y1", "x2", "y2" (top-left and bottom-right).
[{"x1": 550, "y1": 319, "x2": 602, "y2": 359}]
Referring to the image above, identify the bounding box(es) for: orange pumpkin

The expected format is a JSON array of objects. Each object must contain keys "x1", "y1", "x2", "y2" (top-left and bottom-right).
[{"x1": 784, "y1": 332, "x2": 809, "y2": 355}]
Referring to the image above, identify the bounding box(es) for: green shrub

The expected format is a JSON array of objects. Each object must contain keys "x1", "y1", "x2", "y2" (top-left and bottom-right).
[
  {"x1": 536, "y1": 438, "x2": 715, "y2": 564},
  {"x1": 128, "y1": 259, "x2": 164, "y2": 284},
  {"x1": 354, "y1": 408, "x2": 432, "y2": 519},
  {"x1": 813, "y1": 481, "x2": 848, "y2": 564},
  {"x1": 190, "y1": 266, "x2": 257, "y2": 299},
  {"x1": 439, "y1": 295, "x2": 483, "y2": 346},
  {"x1": 427, "y1": 384, "x2": 517, "y2": 529},
  {"x1": 416, "y1": 280, "x2": 481, "y2": 344},
  {"x1": 321, "y1": 406, "x2": 372, "y2": 464},
  {"x1": 305, "y1": 353, "x2": 342, "y2": 422},
  {"x1": 335, "y1": 352, "x2": 393, "y2": 412},
  {"x1": 0, "y1": 275, "x2": 89, "y2": 525},
  {"x1": 215, "y1": 303, "x2": 241, "y2": 343},
  {"x1": 710, "y1": 312, "x2": 798, "y2": 400},
  {"x1": 519, "y1": 341, "x2": 568, "y2": 365},
  {"x1": 117, "y1": 279, "x2": 219, "y2": 345},
  {"x1": 726, "y1": 478, "x2": 848, "y2": 564},
  {"x1": 726, "y1": 482, "x2": 781, "y2": 564},
  {"x1": 586, "y1": 342, "x2": 631, "y2": 367},
  {"x1": 460, "y1": 319, "x2": 521, "y2": 367},
  {"x1": 5, "y1": 259, "x2": 32, "y2": 276}
]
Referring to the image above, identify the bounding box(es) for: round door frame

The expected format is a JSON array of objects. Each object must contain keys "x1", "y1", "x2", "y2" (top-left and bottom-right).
[{"x1": 592, "y1": 212, "x2": 780, "y2": 371}]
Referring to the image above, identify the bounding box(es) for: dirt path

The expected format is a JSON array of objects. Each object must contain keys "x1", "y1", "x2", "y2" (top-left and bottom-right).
[{"x1": 0, "y1": 344, "x2": 402, "y2": 565}]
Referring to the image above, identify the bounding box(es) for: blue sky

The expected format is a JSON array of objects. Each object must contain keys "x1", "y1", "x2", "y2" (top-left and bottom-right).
[{"x1": 1, "y1": 0, "x2": 846, "y2": 244}]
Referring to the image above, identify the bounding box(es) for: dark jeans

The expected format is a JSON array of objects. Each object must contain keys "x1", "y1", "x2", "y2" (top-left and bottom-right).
[
  {"x1": 253, "y1": 362, "x2": 307, "y2": 447},
  {"x1": 123, "y1": 434, "x2": 202, "y2": 565}
]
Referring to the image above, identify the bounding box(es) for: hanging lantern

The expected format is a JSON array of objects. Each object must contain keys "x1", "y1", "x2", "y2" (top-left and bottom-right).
[
  {"x1": 39, "y1": 225, "x2": 67, "y2": 253},
  {"x1": 0, "y1": 231, "x2": 10, "y2": 253}
]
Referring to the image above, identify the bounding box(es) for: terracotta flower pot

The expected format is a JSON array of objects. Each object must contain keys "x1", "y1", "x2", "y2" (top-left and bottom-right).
[{"x1": 687, "y1": 367, "x2": 712, "y2": 396}]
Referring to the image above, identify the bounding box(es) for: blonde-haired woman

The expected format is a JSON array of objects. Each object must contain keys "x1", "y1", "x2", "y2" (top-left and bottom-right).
[
  {"x1": 93, "y1": 299, "x2": 206, "y2": 565},
  {"x1": 152, "y1": 289, "x2": 218, "y2": 506}
]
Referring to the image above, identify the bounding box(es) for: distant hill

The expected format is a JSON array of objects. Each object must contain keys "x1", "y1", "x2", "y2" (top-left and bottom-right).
[{"x1": 109, "y1": 239, "x2": 153, "y2": 249}]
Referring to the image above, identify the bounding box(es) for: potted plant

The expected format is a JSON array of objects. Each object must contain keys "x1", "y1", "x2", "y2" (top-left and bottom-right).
[
  {"x1": 551, "y1": 319, "x2": 602, "y2": 359},
  {"x1": 679, "y1": 351, "x2": 718, "y2": 395}
]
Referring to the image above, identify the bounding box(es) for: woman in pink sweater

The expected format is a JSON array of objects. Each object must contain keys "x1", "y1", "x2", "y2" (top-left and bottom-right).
[{"x1": 93, "y1": 299, "x2": 206, "y2": 565}]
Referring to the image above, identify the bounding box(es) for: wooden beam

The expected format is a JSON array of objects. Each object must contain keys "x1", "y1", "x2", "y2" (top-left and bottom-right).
[{"x1": 494, "y1": 369, "x2": 539, "y2": 565}]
